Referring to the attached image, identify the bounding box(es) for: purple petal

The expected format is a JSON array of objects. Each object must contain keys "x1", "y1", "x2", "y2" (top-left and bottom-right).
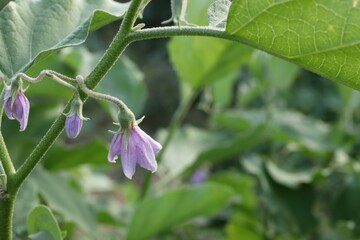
[
  {"x1": 2, "y1": 86, "x2": 11, "y2": 100},
  {"x1": 133, "y1": 125, "x2": 162, "y2": 153},
  {"x1": 65, "y1": 114, "x2": 83, "y2": 138},
  {"x1": 16, "y1": 92, "x2": 30, "y2": 131},
  {"x1": 131, "y1": 127, "x2": 158, "y2": 173},
  {"x1": 4, "y1": 97, "x2": 14, "y2": 120},
  {"x1": 107, "y1": 133, "x2": 122, "y2": 163},
  {"x1": 120, "y1": 133, "x2": 137, "y2": 179}
]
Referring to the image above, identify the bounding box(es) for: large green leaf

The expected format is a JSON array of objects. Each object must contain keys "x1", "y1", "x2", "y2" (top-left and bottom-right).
[
  {"x1": 227, "y1": 0, "x2": 360, "y2": 90},
  {"x1": 127, "y1": 183, "x2": 233, "y2": 240},
  {"x1": 0, "y1": 0, "x2": 129, "y2": 78}
]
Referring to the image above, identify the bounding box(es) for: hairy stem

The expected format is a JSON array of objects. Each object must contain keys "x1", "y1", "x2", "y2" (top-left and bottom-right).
[
  {"x1": 75, "y1": 75, "x2": 134, "y2": 119},
  {"x1": 0, "y1": 195, "x2": 16, "y2": 240},
  {"x1": 128, "y1": 26, "x2": 243, "y2": 43}
]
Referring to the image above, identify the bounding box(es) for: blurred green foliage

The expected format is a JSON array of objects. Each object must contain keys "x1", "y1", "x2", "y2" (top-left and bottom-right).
[{"x1": 2, "y1": 0, "x2": 360, "y2": 240}]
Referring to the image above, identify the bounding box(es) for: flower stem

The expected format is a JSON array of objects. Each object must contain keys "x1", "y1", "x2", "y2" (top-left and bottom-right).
[
  {"x1": 75, "y1": 75, "x2": 134, "y2": 119},
  {"x1": 18, "y1": 71, "x2": 79, "y2": 94},
  {"x1": 139, "y1": 88, "x2": 200, "y2": 199}
]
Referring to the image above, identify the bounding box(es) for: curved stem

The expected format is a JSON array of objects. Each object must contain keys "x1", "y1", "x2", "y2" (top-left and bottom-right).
[
  {"x1": 18, "y1": 71, "x2": 78, "y2": 93},
  {"x1": 139, "y1": 88, "x2": 200, "y2": 199},
  {"x1": 75, "y1": 76, "x2": 133, "y2": 117}
]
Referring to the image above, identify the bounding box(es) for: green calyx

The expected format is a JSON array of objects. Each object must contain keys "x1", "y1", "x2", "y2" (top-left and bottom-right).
[
  {"x1": 66, "y1": 96, "x2": 88, "y2": 120},
  {"x1": 113, "y1": 108, "x2": 137, "y2": 150},
  {"x1": 8, "y1": 78, "x2": 23, "y2": 107}
]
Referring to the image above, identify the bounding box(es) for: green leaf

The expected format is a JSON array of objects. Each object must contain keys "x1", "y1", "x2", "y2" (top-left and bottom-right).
[
  {"x1": 14, "y1": 181, "x2": 39, "y2": 237},
  {"x1": 27, "y1": 205, "x2": 62, "y2": 240},
  {"x1": 0, "y1": 0, "x2": 129, "y2": 78},
  {"x1": 127, "y1": 183, "x2": 233, "y2": 240},
  {"x1": 77, "y1": 48, "x2": 147, "y2": 116},
  {"x1": 265, "y1": 161, "x2": 315, "y2": 189},
  {"x1": 43, "y1": 139, "x2": 108, "y2": 170},
  {"x1": 28, "y1": 231, "x2": 54, "y2": 240},
  {"x1": 227, "y1": 1, "x2": 360, "y2": 90},
  {"x1": 31, "y1": 168, "x2": 96, "y2": 234},
  {"x1": 249, "y1": 51, "x2": 299, "y2": 91},
  {"x1": 169, "y1": 0, "x2": 252, "y2": 88}
]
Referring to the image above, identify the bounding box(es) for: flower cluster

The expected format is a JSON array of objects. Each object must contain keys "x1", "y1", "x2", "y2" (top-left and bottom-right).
[{"x1": 1, "y1": 73, "x2": 162, "y2": 179}]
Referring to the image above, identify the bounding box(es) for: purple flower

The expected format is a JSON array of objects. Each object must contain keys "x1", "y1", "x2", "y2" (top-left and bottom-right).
[
  {"x1": 64, "y1": 97, "x2": 86, "y2": 139},
  {"x1": 190, "y1": 169, "x2": 208, "y2": 184},
  {"x1": 65, "y1": 113, "x2": 83, "y2": 139},
  {"x1": 3, "y1": 86, "x2": 30, "y2": 131},
  {"x1": 108, "y1": 125, "x2": 162, "y2": 179}
]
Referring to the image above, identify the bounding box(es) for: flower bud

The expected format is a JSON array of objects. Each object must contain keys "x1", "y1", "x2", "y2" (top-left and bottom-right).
[
  {"x1": 65, "y1": 113, "x2": 83, "y2": 139},
  {"x1": 65, "y1": 97, "x2": 87, "y2": 139}
]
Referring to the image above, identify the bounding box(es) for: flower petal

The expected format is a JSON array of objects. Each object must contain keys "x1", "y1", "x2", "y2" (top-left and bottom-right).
[
  {"x1": 120, "y1": 133, "x2": 137, "y2": 179},
  {"x1": 65, "y1": 114, "x2": 83, "y2": 138},
  {"x1": 108, "y1": 133, "x2": 122, "y2": 163},
  {"x1": 133, "y1": 125, "x2": 162, "y2": 153},
  {"x1": 132, "y1": 127, "x2": 158, "y2": 173},
  {"x1": 4, "y1": 97, "x2": 14, "y2": 120},
  {"x1": 17, "y1": 92, "x2": 30, "y2": 131}
]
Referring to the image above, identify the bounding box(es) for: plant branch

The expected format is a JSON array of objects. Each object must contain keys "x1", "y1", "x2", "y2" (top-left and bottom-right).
[
  {"x1": 128, "y1": 26, "x2": 245, "y2": 43},
  {"x1": 12, "y1": 0, "x2": 144, "y2": 190}
]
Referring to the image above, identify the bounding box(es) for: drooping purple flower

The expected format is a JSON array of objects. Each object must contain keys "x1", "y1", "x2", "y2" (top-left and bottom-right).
[
  {"x1": 108, "y1": 125, "x2": 162, "y2": 179},
  {"x1": 65, "y1": 113, "x2": 83, "y2": 139},
  {"x1": 3, "y1": 86, "x2": 30, "y2": 131}
]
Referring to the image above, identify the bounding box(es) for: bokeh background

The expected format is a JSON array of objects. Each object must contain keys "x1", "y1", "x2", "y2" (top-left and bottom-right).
[{"x1": 3, "y1": 0, "x2": 360, "y2": 239}]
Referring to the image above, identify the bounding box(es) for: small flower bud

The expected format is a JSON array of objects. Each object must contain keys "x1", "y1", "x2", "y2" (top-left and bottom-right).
[
  {"x1": 65, "y1": 113, "x2": 83, "y2": 139},
  {"x1": 64, "y1": 97, "x2": 87, "y2": 139}
]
